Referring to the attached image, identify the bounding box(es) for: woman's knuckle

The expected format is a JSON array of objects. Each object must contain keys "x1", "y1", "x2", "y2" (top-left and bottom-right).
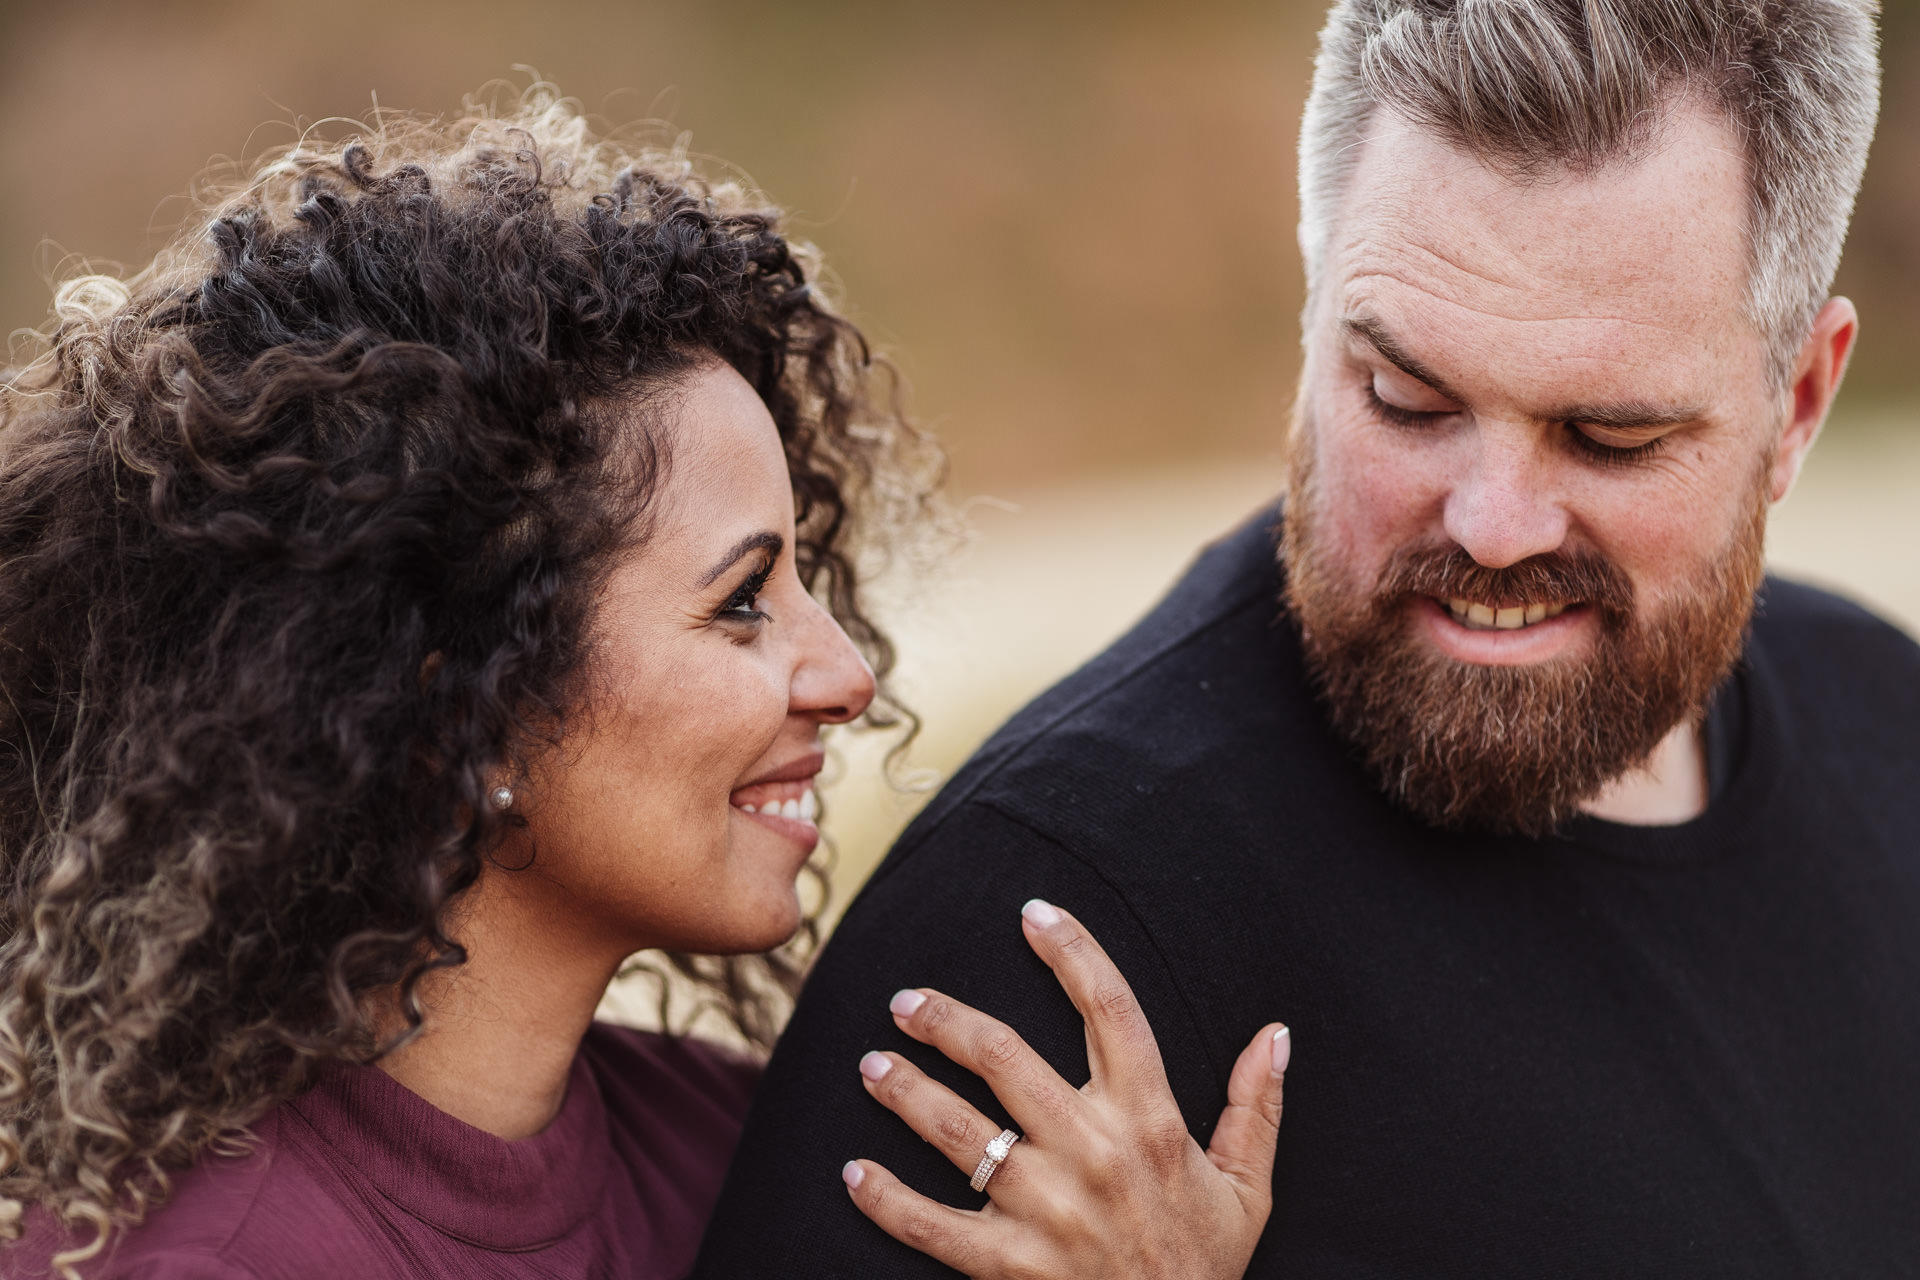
[
  {"x1": 977, "y1": 1027, "x2": 1023, "y2": 1070},
  {"x1": 935, "y1": 1104, "x2": 978, "y2": 1148},
  {"x1": 1004, "y1": 1251, "x2": 1054, "y2": 1280},
  {"x1": 880, "y1": 1068, "x2": 918, "y2": 1105},
  {"x1": 1138, "y1": 1116, "x2": 1191, "y2": 1168},
  {"x1": 919, "y1": 996, "x2": 956, "y2": 1035},
  {"x1": 1093, "y1": 982, "x2": 1138, "y2": 1025},
  {"x1": 1081, "y1": 1132, "x2": 1125, "y2": 1185}
]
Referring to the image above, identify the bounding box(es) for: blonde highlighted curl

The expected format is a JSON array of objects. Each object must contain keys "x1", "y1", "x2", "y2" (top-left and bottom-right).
[{"x1": 0, "y1": 88, "x2": 938, "y2": 1270}]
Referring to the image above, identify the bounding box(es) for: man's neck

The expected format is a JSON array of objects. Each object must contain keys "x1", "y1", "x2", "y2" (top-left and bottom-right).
[{"x1": 1579, "y1": 718, "x2": 1709, "y2": 826}]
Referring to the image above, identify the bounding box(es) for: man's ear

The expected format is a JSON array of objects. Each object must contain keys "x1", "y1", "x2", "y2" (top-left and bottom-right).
[{"x1": 1770, "y1": 296, "x2": 1858, "y2": 504}]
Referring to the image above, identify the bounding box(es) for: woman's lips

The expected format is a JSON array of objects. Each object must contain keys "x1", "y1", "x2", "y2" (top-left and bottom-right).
[
  {"x1": 730, "y1": 779, "x2": 818, "y2": 823},
  {"x1": 730, "y1": 758, "x2": 823, "y2": 850}
]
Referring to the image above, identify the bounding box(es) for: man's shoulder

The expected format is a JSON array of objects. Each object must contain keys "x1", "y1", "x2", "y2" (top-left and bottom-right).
[
  {"x1": 1751, "y1": 574, "x2": 1920, "y2": 698},
  {"x1": 866, "y1": 504, "x2": 1347, "y2": 898},
  {"x1": 1754, "y1": 574, "x2": 1917, "y2": 646},
  {"x1": 1744, "y1": 576, "x2": 1920, "y2": 788},
  {"x1": 915, "y1": 508, "x2": 1280, "y2": 799}
]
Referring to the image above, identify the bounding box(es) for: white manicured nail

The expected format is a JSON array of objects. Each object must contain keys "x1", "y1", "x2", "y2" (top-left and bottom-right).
[{"x1": 1022, "y1": 899, "x2": 1064, "y2": 928}]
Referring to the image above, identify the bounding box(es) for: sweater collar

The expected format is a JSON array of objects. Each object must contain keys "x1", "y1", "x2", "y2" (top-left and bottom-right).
[{"x1": 289, "y1": 1050, "x2": 613, "y2": 1251}]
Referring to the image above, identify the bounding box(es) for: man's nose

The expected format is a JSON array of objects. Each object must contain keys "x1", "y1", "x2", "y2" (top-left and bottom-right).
[
  {"x1": 789, "y1": 596, "x2": 877, "y2": 726},
  {"x1": 1440, "y1": 426, "x2": 1570, "y2": 569}
]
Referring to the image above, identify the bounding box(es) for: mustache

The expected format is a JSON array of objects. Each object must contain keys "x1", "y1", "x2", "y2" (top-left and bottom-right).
[{"x1": 1374, "y1": 543, "x2": 1635, "y2": 616}]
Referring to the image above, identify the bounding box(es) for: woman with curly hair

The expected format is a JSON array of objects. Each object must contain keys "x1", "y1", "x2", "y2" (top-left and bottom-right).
[{"x1": 0, "y1": 95, "x2": 1289, "y2": 1279}]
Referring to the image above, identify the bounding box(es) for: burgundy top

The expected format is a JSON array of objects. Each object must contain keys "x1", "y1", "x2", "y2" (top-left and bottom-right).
[{"x1": 11, "y1": 1024, "x2": 760, "y2": 1279}]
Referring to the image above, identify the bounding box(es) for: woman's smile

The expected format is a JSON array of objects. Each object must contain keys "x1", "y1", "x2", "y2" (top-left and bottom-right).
[{"x1": 729, "y1": 748, "x2": 826, "y2": 851}]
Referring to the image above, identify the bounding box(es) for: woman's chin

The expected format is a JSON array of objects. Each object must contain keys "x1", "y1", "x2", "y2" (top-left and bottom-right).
[{"x1": 697, "y1": 890, "x2": 806, "y2": 957}]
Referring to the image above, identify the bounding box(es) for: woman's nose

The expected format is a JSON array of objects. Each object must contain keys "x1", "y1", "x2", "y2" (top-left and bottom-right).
[{"x1": 789, "y1": 596, "x2": 877, "y2": 725}]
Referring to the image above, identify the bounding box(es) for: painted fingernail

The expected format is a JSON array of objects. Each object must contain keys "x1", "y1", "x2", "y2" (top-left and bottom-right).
[
  {"x1": 889, "y1": 989, "x2": 927, "y2": 1018},
  {"x1": 1271, "y1": 1025, "x2": 1292, "y2": 1075},
  {"x1": 1021, "y1": 898, "x2": 1064, "y2": 928},
  {"x1": 859, "y1": 1051, "x2": 892, "y2": 1082},
  {"x1": 843, "y1": 1161, "x2": 865, "y2": 1189}
]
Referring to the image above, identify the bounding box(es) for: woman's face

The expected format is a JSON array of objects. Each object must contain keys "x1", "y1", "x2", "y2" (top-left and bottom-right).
[{"x1": 511, "y1": 362, "x2": 875, "y2": 957}]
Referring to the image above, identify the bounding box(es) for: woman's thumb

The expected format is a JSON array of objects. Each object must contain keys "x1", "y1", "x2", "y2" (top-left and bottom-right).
[{"x1": 1204, "y1": 1023, "x2": 1289, "y2": 1208}]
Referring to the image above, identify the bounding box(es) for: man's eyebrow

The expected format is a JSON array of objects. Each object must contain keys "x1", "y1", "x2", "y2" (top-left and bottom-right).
[
  {"x1": 1342, "y1": 316, "x2": 1465, "y2": 402},
  {"x1": 1346, "y1": 315, "x2": 1704, "y2": 428},
  {"x1": 698, "y1": 531, "x2": 783, "y2": 587},
  {"x1": 1548, "y1": 402, "x2": 1703, "y2": 430}
]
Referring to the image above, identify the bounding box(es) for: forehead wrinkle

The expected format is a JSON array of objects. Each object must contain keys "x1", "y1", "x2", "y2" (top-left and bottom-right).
[{"x1": 1340, "y1": 284, "x2": 1722, "y2": 422}]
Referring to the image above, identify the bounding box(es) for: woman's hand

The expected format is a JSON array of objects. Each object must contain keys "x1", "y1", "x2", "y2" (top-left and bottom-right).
[{"x1": 842, "y1": 898, "x2": 1289, "y2": 1279}]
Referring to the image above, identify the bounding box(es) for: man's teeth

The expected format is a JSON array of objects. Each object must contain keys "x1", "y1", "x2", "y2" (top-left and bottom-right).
[
  {"x1": 1446, "y1": 597, "x2": 1570, "y2": 631},
  {"x1": 738, "y1": 788, "x2": 818, "y2": 822}
]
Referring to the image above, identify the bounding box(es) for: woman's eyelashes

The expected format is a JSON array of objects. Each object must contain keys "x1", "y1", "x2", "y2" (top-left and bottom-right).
[{"x1": 717, "y1": 559, "x2": 775, "y2": 628}]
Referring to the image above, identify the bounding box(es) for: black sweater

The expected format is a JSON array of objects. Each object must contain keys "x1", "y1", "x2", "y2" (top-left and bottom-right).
[{"x1": 694, "y1": 509, "x2": 1920, "y2": 1278}]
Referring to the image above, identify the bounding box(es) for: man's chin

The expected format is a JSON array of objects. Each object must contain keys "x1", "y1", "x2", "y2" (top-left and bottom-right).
[
  {"x1": 1309, "y1": 638, "x2": 1669, "y2": 836},
  {"x1": 1283, "y1": 538, "x2": 1762, "y2": 838}
]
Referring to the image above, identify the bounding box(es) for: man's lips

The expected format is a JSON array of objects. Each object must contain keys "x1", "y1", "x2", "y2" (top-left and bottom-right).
[
  {"x1": 1437, "y1": 595, "x2": 1574, "y2": 631},
  {"x1": 1416, "y1": 594, "x2": 1593, "y2": 666}
]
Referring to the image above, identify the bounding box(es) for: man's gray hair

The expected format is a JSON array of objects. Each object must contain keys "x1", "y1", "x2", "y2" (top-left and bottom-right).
[{"x1": 1298, "y1": 0, "x2": 1881, "y2": 385}]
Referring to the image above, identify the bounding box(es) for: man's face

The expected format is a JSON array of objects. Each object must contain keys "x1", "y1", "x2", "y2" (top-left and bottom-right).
[{"x1": 1285, "y1": 103, "x2": 1800, "y2": 834}]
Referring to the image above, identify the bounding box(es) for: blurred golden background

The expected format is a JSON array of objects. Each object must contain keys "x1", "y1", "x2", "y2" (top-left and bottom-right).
[{"x1": 2, "y1": 1, "x2": 1915, "y2": 993}]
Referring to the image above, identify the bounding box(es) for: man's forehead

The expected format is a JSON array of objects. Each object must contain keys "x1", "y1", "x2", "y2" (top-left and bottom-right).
[{"x1": 1329, "y1": 104, "x2": 1753, "y2": 345}]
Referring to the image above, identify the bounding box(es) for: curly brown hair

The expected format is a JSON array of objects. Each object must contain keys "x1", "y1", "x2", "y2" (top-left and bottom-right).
[{"x1": 0, "y1": 91, "x2": 933, "y2": 1268}]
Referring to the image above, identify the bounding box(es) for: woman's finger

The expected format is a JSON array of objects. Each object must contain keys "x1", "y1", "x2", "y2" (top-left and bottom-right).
[
  {"x1": 858, "y1": 1049, "x2": 1034, "y2": 1190},
  {"x1": 841, "y1": 1159, "x2": 995, "y2": 1275},
  {"x1": 1017, "y1": 899, "x2": 1170, "y2": 1100},
  {"x1": 1204, "y1": 1023, "x2": 1289, "y2": 1214},
  {"x1": 885, "y1": 987, "x2": 1085, "y2": 1142}
]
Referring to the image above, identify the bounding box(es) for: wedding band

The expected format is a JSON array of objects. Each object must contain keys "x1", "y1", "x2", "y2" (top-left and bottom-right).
[{"x1": 969, "y1": 1128, "x2": 1020, "y2": 1192}]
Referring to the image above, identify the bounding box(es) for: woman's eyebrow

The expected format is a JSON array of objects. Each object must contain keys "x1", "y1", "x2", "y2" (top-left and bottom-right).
[{"x1": 699, "y1": 531, "x2": 783, "y2": 587}]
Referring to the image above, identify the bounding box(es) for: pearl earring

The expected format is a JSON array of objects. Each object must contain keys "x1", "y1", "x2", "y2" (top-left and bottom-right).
[{"x1": 489, "y1": 785, "x2": 514, "y2": 811}]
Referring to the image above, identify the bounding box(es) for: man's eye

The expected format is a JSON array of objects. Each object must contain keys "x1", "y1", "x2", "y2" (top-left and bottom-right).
[
  {"x1": 1567, "y1": 423, "x2": 1669, "y2": 465},
  {"x1": 1366, "y1": 384, "x2": 1449, "y2": 430}
]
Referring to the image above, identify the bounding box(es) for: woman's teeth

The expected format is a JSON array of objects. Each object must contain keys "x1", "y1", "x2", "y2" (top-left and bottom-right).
[
  {"x1": 738, "y1": 787, "x2": 817, "y2": 822},
  {"x1": 1445, "y1": 597, "x2": 1571, "y2": 631}
]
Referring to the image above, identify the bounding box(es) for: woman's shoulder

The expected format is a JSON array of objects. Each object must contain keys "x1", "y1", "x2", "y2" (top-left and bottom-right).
[{"x1": 4, "y1": 1107, "x2": 385, "y2": 1279}]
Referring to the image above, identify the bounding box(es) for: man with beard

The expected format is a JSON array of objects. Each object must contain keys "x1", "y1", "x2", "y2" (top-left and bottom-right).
[{"x1": 695, "y1": 2, "x2": 1918, "y2": 1276}]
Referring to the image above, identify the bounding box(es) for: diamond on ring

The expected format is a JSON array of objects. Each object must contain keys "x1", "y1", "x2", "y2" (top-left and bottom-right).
[{"x1": 969, "y1": 1128, "x2": 1021, "y2": 1193}]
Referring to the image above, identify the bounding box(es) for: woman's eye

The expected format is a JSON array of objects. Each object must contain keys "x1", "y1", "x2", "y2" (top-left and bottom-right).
[{"x1": 720, "y1": 565, "x2": 774, "y2": 623}]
